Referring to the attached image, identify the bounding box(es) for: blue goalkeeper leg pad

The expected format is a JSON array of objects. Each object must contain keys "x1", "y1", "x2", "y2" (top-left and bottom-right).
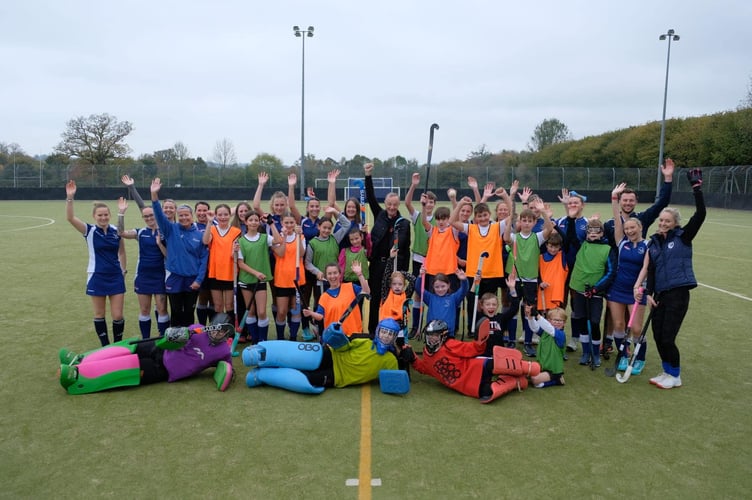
[
  {"x1": 246, "y1": 367, "x2": 325, "y2": 394},
  {"x1": 242, "y1": 341, "x2": 323, "y2": 370},
  {"x1": 379, "y1": 369, "x2": 410, "y2": 394}
]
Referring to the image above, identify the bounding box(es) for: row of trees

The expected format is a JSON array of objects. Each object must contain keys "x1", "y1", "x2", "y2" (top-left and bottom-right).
[{"x1": 2, "y1": 102, "x2": 751, "y2": 189}]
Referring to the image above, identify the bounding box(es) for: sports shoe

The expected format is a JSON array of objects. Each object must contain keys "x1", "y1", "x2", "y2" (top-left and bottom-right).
[
  {"x1": 301, "y1": 328, "x2": 316, "y2": 342},
  {"x1": 617, "y1": 356, "x2": 629, "y2": 371},
  {"x1": 59, "y1": 364, "x2": 78, "y2": 389},
  {"x1": 601, "y1": 344, "x2": 614, "y2": 355},
  {"x1": 656, "y1": 374, "x2": 682, "y2": 389},
  {"x1": 579, "y1": 352, "x2": 591, "y2": 365},
  {"x1": 649, "y1": 372, "x2": 669, "y2": 385},
  {"x1": 58, "y1": 348, "x2": 81, "y2": 365},
  {"x1": 213, "y1": 360, "x2": 234, "y2": 391},
  {"x1": 523, "y1": 344, "x2": 537, "y2": 357},
  {"x1": 505, "y1": 341, "x2": 517, "y2": 349},
  {"x1": 631, "y1": 360, "x2": 645, "y2": 375},
  {"x1": 566, "y1": 338, "x2": 578, "y2": 352}
]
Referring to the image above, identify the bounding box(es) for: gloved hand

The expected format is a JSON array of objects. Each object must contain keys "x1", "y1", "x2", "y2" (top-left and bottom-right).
[
  {"x1": 584, "y1": 286, "x2": 599, "y2": 299},
  {"x1": 399, "y1": 345, "x2": 417, "y2": 364},
  {"x1": 165, "y1": 327, "x2": 191, "y2": 344},
  {"x1": 687, "y1": 168, "x2": 703, "y2": 191}
]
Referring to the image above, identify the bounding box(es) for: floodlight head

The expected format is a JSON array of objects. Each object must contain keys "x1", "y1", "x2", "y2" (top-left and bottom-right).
[
  {"x1": 293, "y1": 25, "x2": 300, "y2": 31},
  {"x1": 659, "y1": 34, "x2": 666, "y2": 40},
  {"x1": 667, "y1": 29, "x2": 675, "y2": 36},
  {"x1": 673, "y1": 35, "x2": 680, "y2": 41},
  {"x1": 307, "y1": 26, "x2": 314, "y2": 32}
]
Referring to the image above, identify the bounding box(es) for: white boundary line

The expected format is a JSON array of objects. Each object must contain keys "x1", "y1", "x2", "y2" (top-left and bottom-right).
[
  {"x1": 0, "y1": 215, "x2": 56, "y2": 232},
  {"x1": 697, "y1": 282, "x2": 752, "y2": 302},
  {"x1": 705, "y1": 221, "x2": 752, "y2": 229}
]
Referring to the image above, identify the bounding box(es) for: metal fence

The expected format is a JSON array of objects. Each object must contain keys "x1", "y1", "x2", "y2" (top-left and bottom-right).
[{"x1": 1, "y1": 164, "x2": 751, "y2": 208}]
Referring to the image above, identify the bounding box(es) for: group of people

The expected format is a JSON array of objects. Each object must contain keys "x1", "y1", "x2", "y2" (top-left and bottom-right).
[{"x1": 62, "y1": 158, "x2": 705, "y2": 397}]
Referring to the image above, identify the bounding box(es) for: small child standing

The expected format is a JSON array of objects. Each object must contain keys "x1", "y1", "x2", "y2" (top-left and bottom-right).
[
  {"x1": 503, "y1": 201, "x2": 555, "y2": 357},
  {"x1": 538, "y1": 231, "x2": 569, "y2": 312},
  {"x1": 417, "y1": 269, "x2": 469, "y2": 338},
  {"x1": 569, "y1": 219, "x2": 617, "y2": 367},
  {"x1": 525, "y1": 305, "x2": 567, "y2": 388},
  {"x1": 338, "y1": 227, "x2": 370, "y2": 285}
]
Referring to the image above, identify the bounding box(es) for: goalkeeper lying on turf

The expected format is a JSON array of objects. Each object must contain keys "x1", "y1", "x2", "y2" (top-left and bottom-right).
[{"x1": 57, "y1": 319, "x2": 235, "y2": 395}]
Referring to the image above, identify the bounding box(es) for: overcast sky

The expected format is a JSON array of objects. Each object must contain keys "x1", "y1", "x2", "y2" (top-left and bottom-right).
[{"x1": 2, "y1": 1, "x2": 750, "y2": 167}]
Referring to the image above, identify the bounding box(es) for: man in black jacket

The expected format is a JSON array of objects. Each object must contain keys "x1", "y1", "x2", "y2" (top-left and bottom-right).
[{"x1": 364, "y1": 162, "x2": 411, "y2": 333}]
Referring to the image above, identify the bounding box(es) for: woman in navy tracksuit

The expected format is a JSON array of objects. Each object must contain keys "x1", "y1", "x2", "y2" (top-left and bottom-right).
[
  {"x1": 150, "y1": 178, "x2": 208, "y2": 327},
  {"x1": 635, "y1": 169, "x2": 705, "y2": 390}
]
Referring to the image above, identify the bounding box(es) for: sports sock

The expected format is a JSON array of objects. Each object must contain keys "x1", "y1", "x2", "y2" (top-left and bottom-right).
[
  {"x1": 94, "y1": 318, "x2": 109, "y2": 346},
  {"x1": 138, "y1": 315, "x2": 151, "y2": 339},
  {"x1": 289, "y1": 320, "x2": 300, "y2": 342},
  {"x1": 112, "y1": 319, "x2": 125, "y2": 343},
  {"x1": 196, "y1": 304, "x2": 209, "y2": 326},
  {"x1": 275, "y1": 320, "x2": 287, "y2": 340},
  {"x1": 157, "y1": 315, "x2": 170, "y2": 335}
]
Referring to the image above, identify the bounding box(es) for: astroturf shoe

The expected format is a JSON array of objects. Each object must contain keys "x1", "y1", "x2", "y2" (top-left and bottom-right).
[
  {"x1": 656, "y1": 374, "x2": 682, "y2": 389},
  {"x1": 649, "y1": 372, "x2": 669, "y2": 385},
  {"x1": 213, "y1": 360, "x2": 233, "y2": 391},
  {"x1": 566, "y1": 338, "x2": 578, "y2": 352},
  {"x1": 301, "y1": 328, "x2": 316, "y2": 342},
  {"x1": 617, "y1": 356, "x2": 629, "y2": 372},
  {"x1": 523, "y1": 344, "x2": 537, "y2": 357},
  {"x1": 631, "y1": 360, "x2": 645, "y2": 375},
  {"x1": 59, "y1": 364, "x2": 78, "y2": 389},
  {"x1": 58, "y1": 348, "x2": 81, "y2": 365}
]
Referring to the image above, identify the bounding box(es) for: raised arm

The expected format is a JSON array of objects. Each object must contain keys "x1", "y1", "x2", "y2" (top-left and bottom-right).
[
  {"x1": 121, "y1": 174, "x2": 145, "y2": 210},
  {"x1": 449, "y1": 196, "x2": 472, "y2": 232},
  {"x1": 65, "y1": 180, "x2": 86, "y2": 234},
  {"x1": 611, "y1": 182, "x2": 627, "y2": 243},
  {"x1": 327, "y1": 169, "x2": 341, "y2": 210},
  {"x1": 467, "y1": 176, "x2": 481, "y2": 203},
  {"x1": 252, "y1": 172, "x2": 269, "y2": 214},
  {"x1": 287, "y1": 173, "x2": 303, "y2": 223},
  {"x1": 405, "y1": 172, "x2": 420, "y2": 216},
  {"x1": 364, "y1": 163, "x2": 382, "y2": 216}
]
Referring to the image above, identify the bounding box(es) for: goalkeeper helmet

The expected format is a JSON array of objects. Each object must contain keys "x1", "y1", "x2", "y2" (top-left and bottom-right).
[
  {"x1": 423, "y1": 320, "x2": 449, "y2": 355},
  {"x1": 374, "y1": 318, "x2": 400, "y2": 355}
]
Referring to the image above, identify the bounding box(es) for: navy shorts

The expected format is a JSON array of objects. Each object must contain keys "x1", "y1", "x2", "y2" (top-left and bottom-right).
[
  {"x1": 86, "y1": 272, "x2": 126, "y2": 297},
  {"x1": 165, "y1": 273, "x2": 198, "y2": 294}
]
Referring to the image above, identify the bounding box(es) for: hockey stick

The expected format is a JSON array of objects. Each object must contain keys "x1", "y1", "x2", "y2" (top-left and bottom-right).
[
  {"x1": 354, "y1": 179, "x2": 367, "y2": 227},
  {"x1": 230, "y1": 241, "x2": 241, "y2": 356},
  {"x1": 604, "y1": 295, "x2": 641, "y2": 377},
  {"x1": 616, "y1": 306, "x2": 654, "y2": 383},
  {"x1": 585, "y1": 285, "x2": 596, "y2": 370},
  {"x1": 424, "y1": 123, "x2": 440, "y2": 193},
  {"x1": 470, "y1": 251, "x2": 490, "y2": 336},
  {"x1": 130, "y1": 322, "x2": 235, "y2": 345}
]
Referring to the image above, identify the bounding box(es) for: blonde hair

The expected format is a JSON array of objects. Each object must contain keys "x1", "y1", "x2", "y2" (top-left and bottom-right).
[
  {"x1": 91, "y1": 202, "x2": 109, "y2": 215},
  {"x1": 547, "y1": 307, "x2": 568, "y2": 322}
]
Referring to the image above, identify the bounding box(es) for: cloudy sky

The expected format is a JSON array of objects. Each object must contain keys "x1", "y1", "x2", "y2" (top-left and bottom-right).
[{"x1": 2, "y1": 1, "x2": 750, "y2": 166}]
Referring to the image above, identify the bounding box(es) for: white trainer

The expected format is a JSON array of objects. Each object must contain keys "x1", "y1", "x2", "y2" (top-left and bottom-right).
[
  {"x1": 656, "y1": 375, "x2": 682, "y2": 389},
  {"x1": 649, "y1": 372, "x2": 669, "y2": 385}
]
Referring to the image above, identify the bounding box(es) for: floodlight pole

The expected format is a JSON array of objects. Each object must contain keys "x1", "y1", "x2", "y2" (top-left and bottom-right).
[
  {"x1": 656, "y1": 28, "x2": 679, "y2": 200},
  {"x1": 294, "y1": 25, "x2": 314, "y2": 201}
]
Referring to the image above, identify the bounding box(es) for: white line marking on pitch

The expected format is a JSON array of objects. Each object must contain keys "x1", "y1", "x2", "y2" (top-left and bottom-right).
[
  {"x1": 698, "y1": 282, "x2": 752, "y2": 302},
  {"x1": 345, "y1": 478, "x2": 381, "y2": 486},
  {"x1": 0, "y1": 215, "x2": 56, "y2": 232},
  {"x1": 705, "y1": 221, "x2": 752, "y2": 229}
]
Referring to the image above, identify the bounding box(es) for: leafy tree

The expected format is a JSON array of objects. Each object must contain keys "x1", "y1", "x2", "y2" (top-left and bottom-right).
[
  {"x1": 55, "y1": 113, "x2": 133, "y2": 165},
  {"x1": 529, "y1": 118, "x2": 572, "y2": 152}
]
